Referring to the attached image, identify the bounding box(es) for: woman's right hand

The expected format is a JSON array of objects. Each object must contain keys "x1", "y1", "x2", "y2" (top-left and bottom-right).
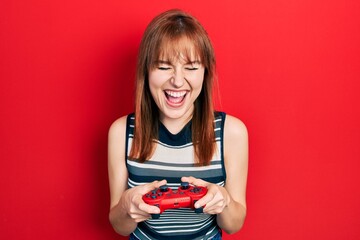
[{"x1": 121, "y1": 180, "x2": 167, "y2": 222}]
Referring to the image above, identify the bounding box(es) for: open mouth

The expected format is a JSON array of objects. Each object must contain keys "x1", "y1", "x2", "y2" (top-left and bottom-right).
[{"x1": 164, "y1": 90, "x2": 187, "y2": 105}]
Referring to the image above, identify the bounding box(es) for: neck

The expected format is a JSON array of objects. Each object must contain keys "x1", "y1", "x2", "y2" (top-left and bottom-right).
[{"x1": 160, "y1": 112, "x2": 193, "y2": 135}]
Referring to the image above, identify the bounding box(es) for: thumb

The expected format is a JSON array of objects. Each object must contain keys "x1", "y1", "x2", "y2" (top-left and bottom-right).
[
  {"x1": 142, "y1": 179, "x2": 167, "y2": 194},
  {"x1": 181, "y1": 176, "x2": 207, "y2": 187},
  {"x1": 153, "y1": 179, "x2": 167, "y2": 189}
]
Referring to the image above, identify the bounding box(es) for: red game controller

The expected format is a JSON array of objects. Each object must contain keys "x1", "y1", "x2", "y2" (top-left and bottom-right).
[{"x1": 142, "y1": 182, "x2": 208, "y2": 219}]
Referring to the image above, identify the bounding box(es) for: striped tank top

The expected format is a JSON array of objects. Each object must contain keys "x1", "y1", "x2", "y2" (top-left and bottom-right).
[{"x1": 125, "y1": 112, "x2": 227, "y2": 240}]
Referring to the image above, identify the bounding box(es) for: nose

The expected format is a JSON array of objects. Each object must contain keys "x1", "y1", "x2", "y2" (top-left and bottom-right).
[{"x1": 171, "y1": 69, "x2": 185, "y2": 88}]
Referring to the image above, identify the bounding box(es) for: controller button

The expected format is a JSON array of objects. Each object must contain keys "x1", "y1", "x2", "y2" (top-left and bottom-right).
[{"x1": 151, "y1": 195, "x2": 157, "y2": 199}]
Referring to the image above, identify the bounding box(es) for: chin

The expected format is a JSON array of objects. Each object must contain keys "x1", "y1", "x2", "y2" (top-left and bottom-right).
[{"x1": 163, "y1": 108, "x2": 188, "y2": 120}]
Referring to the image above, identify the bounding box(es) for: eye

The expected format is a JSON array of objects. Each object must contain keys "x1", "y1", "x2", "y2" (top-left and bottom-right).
[
  {"x1": 185, "y1": 67, "x2": 199, "y2": 71},
  {"x1": 158, "y1": 67, "x2": 171, "y2": 70},
  {"x1": 185, "y1": 62, "x2": 201, "y2": 70}
]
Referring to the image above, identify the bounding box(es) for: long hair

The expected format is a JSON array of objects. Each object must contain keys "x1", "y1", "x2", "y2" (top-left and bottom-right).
[{"x1": 129, "y1": 9, "x2": 216, "y2": 166}]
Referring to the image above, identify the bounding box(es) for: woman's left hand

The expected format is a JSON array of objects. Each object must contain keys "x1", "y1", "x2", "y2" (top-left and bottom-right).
[{"x1": 181, "y1": 176, "x2": 230, "y2": 215}]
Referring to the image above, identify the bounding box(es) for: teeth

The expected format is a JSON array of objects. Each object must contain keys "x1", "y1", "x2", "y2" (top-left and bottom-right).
[{"x1": 165, "y1": 90, "x2": 186, "y2": 98}]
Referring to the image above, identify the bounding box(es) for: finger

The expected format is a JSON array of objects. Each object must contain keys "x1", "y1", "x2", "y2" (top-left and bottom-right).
[
  {"x1": 194, "y1": 191, "x2": 214, "y2": 209},
  {"x1": 202, "y1": 189, "x2": 228, "y2": 213},
  {"x1": 203, "y1": 206, "x2": 221, "y2": 215},
  {"x1": 130, "y1": 213, "x2": 151, "y2": 223},
  {"x1": 204, "y1": 200, "x2": 227, "y2": 214},
  {"x1": 138, "y1": 202, "x2": 161, "y2": 214},
  {"x1": 181, "y1": 176, "x2": 207, "y2": 187},
  {"x1": 141, "y1": 179, "x2": 167, "y2": 194},
  {"x1": 153, "y1": 179, "x2": 167, "y2": 189},
  {"x1": 202, "y1": 197, "x2": 222, "y2": 212},
  {"x1": 128, "y1": 205, "x2": 152, "y2": 220},
  {"x1": 129, "y1": 210, "x2": 150, "y2": 218}
]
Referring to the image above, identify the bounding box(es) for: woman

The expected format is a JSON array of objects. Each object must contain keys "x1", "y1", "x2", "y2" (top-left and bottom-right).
[{"x1": 108, "y1": 9, "x2": 248, "y2": 240}]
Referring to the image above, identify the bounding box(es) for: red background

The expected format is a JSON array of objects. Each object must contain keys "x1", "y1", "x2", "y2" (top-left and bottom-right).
[{"x1": 1, "y1": 0, "x2": 359, "y2": 239}]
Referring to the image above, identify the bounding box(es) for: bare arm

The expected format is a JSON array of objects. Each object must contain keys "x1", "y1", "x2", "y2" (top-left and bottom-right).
[
  {"x1": 108, "y1": 116, "x2": 166, "y2": 236},
  {"x1": 182, "y1": 114, "x2": 248, "y2": 234},
  {"x1": 216, "y1": 115, "x2": 248, "y2": 233},
  {"x1": 108, "y1": 116, "x2": 136, "y2": 235}
]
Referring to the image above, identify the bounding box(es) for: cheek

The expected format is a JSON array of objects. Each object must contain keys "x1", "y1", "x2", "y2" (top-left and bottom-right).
[
  {"x1": 149, "y1": 71, "x2": 170, "y2": 89},
  {"x1": 188, "y1": 71, "x2": 205, "y2": 91},
  {"x1": 148, "y1": 72, "x2": 169, "y2": 102}
]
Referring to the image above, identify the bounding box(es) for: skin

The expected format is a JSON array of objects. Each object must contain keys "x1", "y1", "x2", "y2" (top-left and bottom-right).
[
  {"x1": 149, "y1": 54, "x2": 204, "y2": 133},
  {"x1": 108, "y1": 45, "x2": 248, "y2": 236}
]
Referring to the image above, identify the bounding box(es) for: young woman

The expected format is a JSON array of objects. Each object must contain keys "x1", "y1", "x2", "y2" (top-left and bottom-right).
[{"x1": 108, "y1": 9, "x2": 248, "y2": 240}]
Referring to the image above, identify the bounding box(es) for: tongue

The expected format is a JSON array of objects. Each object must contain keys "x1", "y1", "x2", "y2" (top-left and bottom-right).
[{"x1": 167, "y1": 95, "x2": 184, "y2": 104}]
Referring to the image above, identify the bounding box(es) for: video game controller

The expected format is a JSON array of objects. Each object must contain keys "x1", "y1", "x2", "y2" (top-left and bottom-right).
[{"x1": 142, "y1": 182, "x2": 208, "y2": 219}]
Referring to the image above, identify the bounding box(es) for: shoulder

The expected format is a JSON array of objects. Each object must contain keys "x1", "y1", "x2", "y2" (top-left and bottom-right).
[
  {"x1": 108, "y1": 116, "x2": 130, "y2": 209},
  {"x1": 108, "y1": 115, "x2": 129, "y2": 141},
  {"x1": 223, "y1": 114, "x2": 248, "y2": 161},
  {"x1": 108, "y1": 115, "x2": 129, "y2": 169},
  {"x1": 223, "y1": 114, "x2": 248, "y2": 141}
]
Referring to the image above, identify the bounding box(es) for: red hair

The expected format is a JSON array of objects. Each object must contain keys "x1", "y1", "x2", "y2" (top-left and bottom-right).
[{"x1": 129, "y1": 9, "x2": 216, "y2": 166}]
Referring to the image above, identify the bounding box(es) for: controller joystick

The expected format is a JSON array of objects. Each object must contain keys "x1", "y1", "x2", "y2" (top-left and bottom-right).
[
  {"x1": 143, "y1": 182, "x2": 207, "y2": 219},
  {"x1": 180, "y1": 182, "x2": 189, "y2": 190},
  {"x1": 159, "y1": 185, "x2": 169, "y2": 192}
]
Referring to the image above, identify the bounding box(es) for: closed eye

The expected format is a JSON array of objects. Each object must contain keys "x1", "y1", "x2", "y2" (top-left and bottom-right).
[
  {"x1": 158, "y1": 67, "x2": 171, "y2": 70},
  {"x1": 185, "y1": 67, "x2": 199, "y2": 71}
]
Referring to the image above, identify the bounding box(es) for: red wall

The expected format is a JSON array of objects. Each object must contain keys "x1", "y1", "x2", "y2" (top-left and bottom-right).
[{"x1": 1, "y1": 0, "x2": 359, "y2": 239}]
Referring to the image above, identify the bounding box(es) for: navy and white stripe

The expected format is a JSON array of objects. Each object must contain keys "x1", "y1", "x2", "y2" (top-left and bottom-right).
[{"x1": 126, "y1": 112, "x2": 227, "y2": 240}]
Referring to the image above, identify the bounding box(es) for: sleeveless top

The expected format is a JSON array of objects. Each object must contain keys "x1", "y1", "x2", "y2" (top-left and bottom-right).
[{"x1": 125, "y1": 112, "x2": 227, "y2": 240}]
